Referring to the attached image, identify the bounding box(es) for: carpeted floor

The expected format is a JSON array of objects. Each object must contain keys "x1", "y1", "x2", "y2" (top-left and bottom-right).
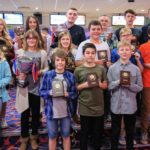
[{"x1": 1, "y1": 87, "x2": 150, "y2": 150}]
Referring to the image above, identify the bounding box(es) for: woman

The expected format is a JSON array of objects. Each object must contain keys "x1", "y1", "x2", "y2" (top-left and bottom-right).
[
  {"x1": 0, "y1": 18, "x2": 14, "y2": 128},
  {"x1": 52, "y1": 31, "x2": 76, "y2": 73},
  {"x1": 25, "y1": 16, "x2": 46, "y2": 50},
  {"x1": 15, "y1": 29, "x2": 48, "y2": 150}
]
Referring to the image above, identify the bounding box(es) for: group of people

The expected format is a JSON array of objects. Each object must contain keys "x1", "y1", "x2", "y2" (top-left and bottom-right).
[{"x1": 0, "y1": 6, "x2": 150, "y2": 150}]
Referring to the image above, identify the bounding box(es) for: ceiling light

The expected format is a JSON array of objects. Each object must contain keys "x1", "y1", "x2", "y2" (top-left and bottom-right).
[
  {"x1": 96, "y1": 8, "x2": 99, "y2": 11},
  {"x1": 35, "y1": 7, "x2": 39, "y2": 10},
  {"x1": 141, "y1": 9, "x2": 145, "y2": 12}
]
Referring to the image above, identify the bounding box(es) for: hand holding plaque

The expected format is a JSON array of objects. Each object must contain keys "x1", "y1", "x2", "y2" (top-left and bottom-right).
[
  {"x1": 52, "y1": 79, "x2": 64, "y2": 97},
  {"x1": 97, "y1": 50, "x2": 108, "y2": 62},
  {"x1": 87, "y1": 73, "x2": 99, "y2": 87},
  {"x1": 120, "y1": 71, "x2": 130, "y2": 86}
]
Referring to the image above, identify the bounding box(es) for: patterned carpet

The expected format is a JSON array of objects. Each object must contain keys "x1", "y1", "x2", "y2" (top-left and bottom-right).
[{"x1": 1, "y1": 87, "x2": 150, "y2": 150}]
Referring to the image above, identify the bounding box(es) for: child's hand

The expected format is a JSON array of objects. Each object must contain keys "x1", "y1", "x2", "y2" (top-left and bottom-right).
[
  {"x1": 18, "y1": 73, "x2": 26, "y2": 80},
  {"x1": 106, "y1": 61, "x2": 112, "y2": 67},
  {"x1": 134, "y1": 52, "x2": 140, "y2": 60},
  {"x1": 95, "y1": 60, "x2": 104, "y2": 65},
  {"x1": 64, "y1": 91, "x2": 69, "y2": 97},
  {"x1": 99, "y1": 81, "x2": 107, "y2": 89}
]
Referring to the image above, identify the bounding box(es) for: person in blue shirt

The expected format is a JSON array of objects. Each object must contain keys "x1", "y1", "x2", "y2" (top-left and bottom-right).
[{"x1": 39, "y1": 49, "x2": 77, "y2": 150}]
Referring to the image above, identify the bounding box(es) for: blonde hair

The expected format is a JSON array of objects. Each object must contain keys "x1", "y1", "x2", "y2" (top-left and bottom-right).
[
  {"x1": 119, "y1": 27, "x2": 132, "y2": 36},
  {"x1": 117, "y1": 40, "x2": 133, "y2": 50},
  {"x1": 23, "y1": 29, "x2": 41, "y2": 51},
  {"x1": 58, "y1": 31, "x2": 72, "y2": 51},
  {"x1": 0, "y1": 18, "x2": 13, "y2": 47},
  {"x1": 0, "y1": 48, "x2": 6, "y2": 60}
]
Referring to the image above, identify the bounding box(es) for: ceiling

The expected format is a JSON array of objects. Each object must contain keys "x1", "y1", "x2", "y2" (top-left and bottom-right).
[{"x1": 0, "y1": 0, "x2": 149, "y2": 17}]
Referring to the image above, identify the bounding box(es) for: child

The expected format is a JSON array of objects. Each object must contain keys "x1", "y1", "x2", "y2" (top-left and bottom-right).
[
  {"x1": 107, "y1": 40, "x2": 143, "y2": 150},
  {"x1": 39, "y1": 49, "x2": 77, "y2": 150},
  {"x1": 0, "y1": 48, "x2": 12, "y2": 147},
  {"x1": 74, "y1": 43, "x2": 107, "y2": 150},
  {"x1": 139, "y1": 26, "x2": 150, "y2": 144}
]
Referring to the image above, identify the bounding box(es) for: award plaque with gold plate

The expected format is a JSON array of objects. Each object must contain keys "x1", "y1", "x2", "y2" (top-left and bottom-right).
[
  {"x1": 120, "y1": 71, "x2": 130, "y2": 85},
  {"x1": 97, "y1": 50, "x2": 108, "y2": 62},
  {"x1": 52, "y1": 79, "x2": 64, "y2": 97},
  {"x1": 87, "y1": 73, "x2": 99, "y2": 87}
]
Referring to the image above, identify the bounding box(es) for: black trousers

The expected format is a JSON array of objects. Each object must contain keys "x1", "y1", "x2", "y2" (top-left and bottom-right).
[
  {"x1": 111, "y1": 113, "x2": 136, "y2": 150},
  {"x1": 21, "y1": 93, "x2": 40, "y2": 137},
  {"x1": 80, "y1": 115, "x2": 104, "y2": 150}
]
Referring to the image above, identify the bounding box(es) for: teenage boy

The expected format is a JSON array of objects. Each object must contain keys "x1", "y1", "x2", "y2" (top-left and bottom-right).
[
  {"x1": 74, "y1": 43, "x2": 107, "y2": 150},
  {"x1": 107, "y1": 41, "x2": 143, "y2": 150},
  {"x1": 139, "y1": 26, "x2": 150, "y2": 144},
  {"x1": 39, "y1": 49, "x2": 77, "y2": 150},
  {"x1": 75, "y1": 20, "x2": 111, "y2": 67},
  {"x1": 115, "y1": 9, "x2": 141, "y2": 42}
]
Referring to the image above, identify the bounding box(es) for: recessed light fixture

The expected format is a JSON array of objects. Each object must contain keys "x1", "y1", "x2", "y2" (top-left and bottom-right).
[
  {"x1": 35, "y1": 7, "x2": 39, "y2": 10},
  {"x1": 141, "y1": 9, "x2": 145, "y2": 12},
  {"x1": 96, "y1": 8, "x2": 99, "y2": 11}
]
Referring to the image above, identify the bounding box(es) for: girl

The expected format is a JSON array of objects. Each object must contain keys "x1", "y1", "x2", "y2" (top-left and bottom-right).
[
  {"x1": 0, "y1": 18, "x2": 14, "y2": 128},
  {"x1": 52, "y1": 31, "x2": 76, "y2": 73},
  {"x1": 0, "y1": 48, "x2": 12, "y2": 147},
  {"x1": 15, "y1": 29, "x2": 48, "y2": 150}
]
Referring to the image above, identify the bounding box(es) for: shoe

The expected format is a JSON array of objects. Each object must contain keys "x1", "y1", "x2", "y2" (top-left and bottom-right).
[
  {"x1": 19, "y1": 137, "x2": 29, "y2": 150},
  {"x1": 1, "y1": 119, "x2": 8, "y2": 128},
  {"x1": 141, "y1": 133, "x2": 148, "y2": 144},
  {"x1": 30, "y1": 135, "x2": 39, "y2": 150},
  {"x1": 119, "y1": 137, "x2": 126, "y2": 145}
]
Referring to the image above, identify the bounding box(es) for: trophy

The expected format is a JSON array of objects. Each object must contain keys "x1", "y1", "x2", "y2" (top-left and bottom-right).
[
  {"x1": 87, "y1": 73, "x2": 99, "y2": 87},
  {"x1": 120, "y1": 71, "x2": 130, "y2": 86},
  {"x1": 97, "y1": 50, "x2": 108, "y2": 62},
  {"x1": 16, "y1": 56, "x2": 33, "y2": 88},
  {"x1": 52, "y1": 79, "x2": 64, "y2": 97}
]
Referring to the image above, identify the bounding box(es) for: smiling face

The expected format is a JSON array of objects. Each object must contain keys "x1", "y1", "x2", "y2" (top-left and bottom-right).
[
  {"x1": 28, "y1": 17, "x2": 37, "y2": 30},
  {"x1": 118, "y1": 45, "x2": 132, "y2": 61},
  {"x1": 55, "y1": 56, "x2": 66, "y2": 72},
  {"x1": 60, "y1": 34, "x2": 71, "y2": 50},
  {"x1": 26, "y1": 33, "x2": 37, "y2": 49},
  {"x1": 66, "y1": 9, "x2": 78, "y2": 24},
  {"x1": 89, "y1": 25, "x2": 102, "y2": 40}
]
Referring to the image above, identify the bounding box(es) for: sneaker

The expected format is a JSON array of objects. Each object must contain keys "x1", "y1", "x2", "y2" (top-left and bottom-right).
[
  {"x1": 119, "y1": 137, "x2": 126, "y2": 145},
  {"x1": 1, "y1": 119, "x2": 8, "y2": 128},
  {"x1": 141, "y1": 133, "x2": 148, "y2": 144}
]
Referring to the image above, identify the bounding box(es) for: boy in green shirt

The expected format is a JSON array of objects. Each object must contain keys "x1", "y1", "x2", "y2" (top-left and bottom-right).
[{"x1": 74, "y1": 43, "x2": 107, "y2": 150}]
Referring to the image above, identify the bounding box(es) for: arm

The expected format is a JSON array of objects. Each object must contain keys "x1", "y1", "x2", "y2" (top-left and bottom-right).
[
  {"x1": 143, "y1": 63, "x2": 150, "y2": 69},
  {"x1": 134, "y1": 52, "x2": 143, "y2": 72},
  {"x1": 39, "y1": 72, "x2": 51, "y2": 99},
  {"x1": 129, "y1": 68, "x2": 143, "y2": 93},
  {"x1": 0, "y1": 61, "x2": 12, "y2": 88},
  {"x1": 107, "y1": 67, "x2": 120, "y2": 90}
]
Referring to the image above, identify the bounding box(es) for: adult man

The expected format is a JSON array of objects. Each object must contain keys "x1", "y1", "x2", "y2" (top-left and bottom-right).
[
  {"x1": 99, "y1": 15, "x2": 118, "y2": 51},
  {"x1": 115, "y1": 9, "x2": 141, "y2": 42},
  {"x1": 51, "y1": 8, "x2": 86, "y2": 48}
]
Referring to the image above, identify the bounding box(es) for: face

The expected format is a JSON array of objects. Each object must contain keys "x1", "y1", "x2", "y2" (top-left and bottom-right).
[
  {"x1": 89, "y1": 25, "x2": 102, "y2": 40},
  {"x1": 66, "y1": 9, "x2": 78, "y2": 24},
  {"x1": 125, "y1": 13, "x2": 136, "y2": 26},
  {"x1": 28, "y1": 17, "x2": 37, "y2": 30},
  {"x1": 99, "y1": 16, "x2": 109, "y2": 29},
  {"x1": 84, "y1": 48, "x2": 96, "y2": 63},
  {"x1": 118, "y1": 46, "x2": 132, "y2": 61},
  {"x1": 60, "y1": 34, "x2": 71, "y2": 49},
  {"x1": 0, "y1": 20, "x2": 4, "y2": 33},
  {"x1": 55, "y1": 56, "x2": 66, "y2": 71},
  {"x1": 27, "y1": 34, "x2": 37, "y2": 48},
  {"x1": 120, "y1": 33, "x2": 132, "y2": 43}
]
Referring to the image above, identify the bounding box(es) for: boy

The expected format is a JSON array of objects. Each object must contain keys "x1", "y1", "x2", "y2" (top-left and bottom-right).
[
  {"x1": 74, "y1": 43, "x2": 107, "y2": 150},
  {"x1": 39, "y1": 49, "x2": 77, "y2": 150},
  {"x1": 107, "y1": 41, "x2": 143, "y2": 150},
  {"x1": 139, "y1": 26, "x2": 150, "y2": 144}
]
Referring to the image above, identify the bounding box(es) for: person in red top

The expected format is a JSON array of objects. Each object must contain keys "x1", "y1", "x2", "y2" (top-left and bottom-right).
[{"x1": 139, "y1": 26, "x2": 150, "y2": 144}]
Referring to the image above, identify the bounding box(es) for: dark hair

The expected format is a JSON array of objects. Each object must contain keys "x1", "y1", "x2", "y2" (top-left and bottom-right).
[
  {"x1": 88, "y1": 20, "x2": 102, "y2": 30},
  {"x1": 42, "y1": 27, "x2": 49, "y2": 33},
  {"x1": 82, "y1": 43, "x2": 96, "y2": 54},
  {"x1": 147, "y1": 26, "x2": 150, "y2": 37},
  {"x1": 124, "y1": 9, "x2": 136, "y2": 16},
  {"x1": 25, "y1": 16, "x2": 44, "y2": 49}
]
